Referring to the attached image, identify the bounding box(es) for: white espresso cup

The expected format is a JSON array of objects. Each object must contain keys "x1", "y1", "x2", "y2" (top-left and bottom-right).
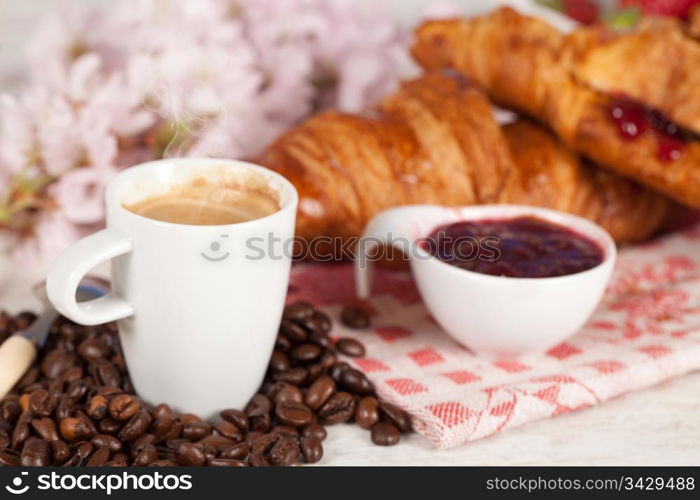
[{"x1": 46, "y1": 158, "x2": 298, "y2": 418}]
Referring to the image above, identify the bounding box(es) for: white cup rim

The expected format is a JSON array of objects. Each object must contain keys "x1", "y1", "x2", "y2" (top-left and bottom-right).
[{"x1": 105, "y1": 158, "x2": 299, "y2": 230}]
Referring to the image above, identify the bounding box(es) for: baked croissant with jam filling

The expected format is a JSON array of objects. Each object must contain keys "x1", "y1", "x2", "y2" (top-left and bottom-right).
[
  {"x1": 412, "y1": 7, "x2": 700, "y2": 207},
  {"x1": 258, "y1": 72, "x2": 668, "y2": 247}
]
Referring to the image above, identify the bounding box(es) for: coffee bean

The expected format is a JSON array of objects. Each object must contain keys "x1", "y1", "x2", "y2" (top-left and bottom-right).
[
  {"x1": 98, "y1": 418, "x2": 122, "y2": 435},
  {"x1": 40, "y1": 350, "x2": 77, "y2": 379},
  {"x1": 66, "y1": 379, "x2": 88, "y2": 401},
  {"x1": 91, "y1": 434, "x2": 122, "y2": 453},
  {"x1": 195, "y1": 436, "x2": 232, "y2": 458},
  {"x1": 269, "y1": 436, "x2": 300, "y2": 466},
  {"x1": 0, "y1": 431, "x2": 8, "y2": 450},
  {"x1": 309, "y1": 330, "x2": 332, "y2": 349},
  {"x1": 76, "y1": 410, "x2": 98, "y2": 436},
  {"x1": 305, "y1": 375, "x2": 336, "y2": 410},
  {"x1": 283, "y1": 301, "x2": 315, "y2": 322},
  {"x1": 273, "y1": 384, "x2": 303, "y2": 406},
  {"x1": 29, "y1": 389, "x2": 55, "y2": 416},
  {"x1": 318, "y1": 392, "x2": 356, "y2": 425},
  {"x1": 110, "y1": 452, "x2": 129, "y2": 465},
  {"x1": 340, "y1": 368, "x2": 373, "y2": 395},
  {"x1": 77, "y1": 338, "x2": 110, "y2": 361},
  {"x1": 129, "y1": 434, "x2": 155, "y2": 458},
  {"x1": 17, "y1": 369, "x2": 39, "y2": 392},
  {"x1": 179, "y1": 413, "x2": 201, "y2": 424},
  {"x1": 86, "y1": 395, "x2": 108, "y2": 420},
  {"x1": 213, "y1": 420, "x2": 242, "y2": 441},
  {"x1": 165, "y1": 439, "x2": 189, "y2": 453},
  {"x1": 380, "y1": 402, "x2": 411, "y2": 432},
  {"x1": 291, "y1": 343, "x2": 322, "y2": 363},
  {"x1": 55, "y1": 397, "x2": 75, "y2": 421},
  {"x1": 20, "y1": 437, "x2": 50, "y2": 466},
  {"x1": 275, "y1": 335, "x2": 291, "y2": 352},
  {"x1": 0, "y1": 448, "x2": 19, "y2": 466},
  {"x1": 133, "y1": 443, "x2": 157, "y2": 466},
  {"x1": 219, "y1": 409, "x2": 249, "y2": 433},
  {"x1": 152, "y1": 404, "x2": 175, "y2": 420},
  {"x1": 50, "y1": 439, "x2": 71, "y2": 465},
  {"x1": 0, "y1": 399, "x2": 20, "y2": 422},
  {"x1": 48, "y1": 378, "x2": 64, "y2": 393},
  {"x1": 220, "y1": 441, "x2": 249, "y2": 460},
  {"x1": 336, "y1": 337, "x2": 366, "y2": 357},
  {"x1": 301, "y1": 437, "x2": 323, "y2": 463},
  {"x1": 32, "y1": 417, "x2": 59, "y2": 441},
  {"x1": 270, "y1": 425, "x2": 298, "y2": 439},
  {"x1": 11, "y1": 411, "x2": 31, "y2": 448},
  {"x1": 299, "y1": 314, "x2": 328, "y2": 336},
  {"x1": 270, "y1": 350, "x2": 291, "y2": 372},
  {"x1": 18, "y1": 394, "x2": 30, "y2": 412},
  {"x1": 62, "y1": 366, "x2": 84, "y2": 384},
  {"x1": 275, "y1": 402, "x2": 313, "y2": 428},
  {"x1": 248, "y1": 452, "x2": 270, "y2": 467},
  {"x1": 23, "y1": 382, "x2": 45, "y2": 394},
  {"x1": 149, "y1": 459, "x2": 178, "y2": 467},
  {"x1": 272, "y1": 367, "x2": 307, "y2": 386},
  {"x1": 103, "y1": 459, "x2": 127, "y2": 466},
  {"x1": 86, "y1": 445, "x2": 111, "y2": 466},
  {"x1": 245, "y1": 394, "x2": 272, "y2": 418},
  {"x1": 176, "y1": 442, "x2": 205, "y2": 466},
  {"x1": 109, "y1": 394, "x2": 141, "y2": 421},
  {"x1": 329, "y1": 362, "x2": 349, "y2": 383},
  {"x1": 119, "y1": 410, "x2": 152, "y2": 442},
  {"x1": 340, "y1": 306, "x2": 371, "y2": 329},
  {"x1": 151, "y1": 416, "x2": 182, "y2": 443},
  {"x1": 305, "y1": 363, "x2": 323, "y2": 383},
  {"x1": 93, "y1": 359, "x2": 121, "y2": 388},
  {"x1": 280, "y1": 319, "x2": 308, "y2": 343},
  {"x1": 302, "y1": 423, "x2": 327, "y2": 442},
  {"x1": 60, "y1": 417, "x2": 92, "y2": 441},
  {"x1": 97, "y1": 386, "x2": 124, "y2": 401},
  {"x1": 208, "y1": 457, "x2": 247, "y2": 467},
  {"x1": 182, "y1": 422, "x2": 212, "y2": 441},
  {"x1": 250, "y1": 413, "x2": 272, "y2": 433},
  {"x1": 371, "y1": 422, "x2": 400, "y2": 446},
  {"x1": 251, "y1": 432, "x2": 278, "y2": 455},
  {"x1": 355, "y1": 397, "x2": 379, "y2": 430}
]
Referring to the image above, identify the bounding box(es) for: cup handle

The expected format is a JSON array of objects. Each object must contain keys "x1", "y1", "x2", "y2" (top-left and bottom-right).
[
  {"x1": 46, "y1": 228, "x2": 134, "y2": 325},
  {"x1": 354, "y1": 206, "x2": 429, "y2": 300}
]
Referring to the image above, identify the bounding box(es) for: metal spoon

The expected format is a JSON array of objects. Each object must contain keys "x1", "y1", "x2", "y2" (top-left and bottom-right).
[{"x1": 0, "y1": 276, "x2": 110, "y2": 398}]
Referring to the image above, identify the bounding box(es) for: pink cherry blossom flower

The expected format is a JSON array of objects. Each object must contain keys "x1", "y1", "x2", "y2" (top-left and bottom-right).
[
  {"x1": 1, "y1": 0, "x2": 418, "y2": 263},
  {"x1": 50, "y1": 166, "x2": 117, "y2": 225}
]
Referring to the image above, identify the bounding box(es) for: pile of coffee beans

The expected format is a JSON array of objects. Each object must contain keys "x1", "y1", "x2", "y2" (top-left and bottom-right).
[{"x1": 0, "y1": 302, "x2": 409, "y2": 466}]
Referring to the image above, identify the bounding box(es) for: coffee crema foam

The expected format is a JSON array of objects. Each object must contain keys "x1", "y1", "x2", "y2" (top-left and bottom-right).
[{"x1": 123, "y1": 175, "x2": 280, "y2": 225}]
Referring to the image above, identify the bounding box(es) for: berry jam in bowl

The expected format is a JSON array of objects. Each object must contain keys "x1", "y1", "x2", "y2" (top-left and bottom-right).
[{"x1": 355, "y1": 205, "x2": 616, "y2": 357}]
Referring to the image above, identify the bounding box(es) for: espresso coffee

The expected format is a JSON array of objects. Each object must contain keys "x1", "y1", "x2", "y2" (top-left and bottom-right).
[{"x1": 124, "y1": 176, "x2": 280, "y2": 225}]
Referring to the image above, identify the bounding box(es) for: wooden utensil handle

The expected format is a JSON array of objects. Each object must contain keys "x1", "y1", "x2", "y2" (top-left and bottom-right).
[{"x1": 0, "y1": 336, "x2": 36, "y2": 398}]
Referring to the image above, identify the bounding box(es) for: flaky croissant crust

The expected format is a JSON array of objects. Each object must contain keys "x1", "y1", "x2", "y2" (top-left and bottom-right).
[
  {"x1": 412, "y1": 7, "x2": 700, "y2": 207},
  {"x1": 259, "y1": 72, "x2": 668, "y2": 246}
]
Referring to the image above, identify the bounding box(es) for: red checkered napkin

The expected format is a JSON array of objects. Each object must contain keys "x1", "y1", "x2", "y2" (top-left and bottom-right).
[{"x1": 287, "y1": 223, "x2": 700, "y2": 448}]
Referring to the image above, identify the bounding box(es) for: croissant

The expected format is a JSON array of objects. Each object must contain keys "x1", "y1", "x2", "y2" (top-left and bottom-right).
[
  {"x1": 257, "y1": 72, "x2": 669, "y2": 247},
  {"x1": 412, "y1": 7, "x2": 700, "y2": 207}
]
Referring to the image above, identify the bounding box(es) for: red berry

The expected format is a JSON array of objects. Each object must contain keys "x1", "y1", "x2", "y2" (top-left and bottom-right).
[
  {"x1": 609, "y1": 97, "x2": 649, "y2": 139},
  {"x1": 563, "y1": 0, "x2": 599, "y2": 24},
  {"x1": 620, "y1": 0, "x2": 700, "y2": 18},
  {"x1": 657, "y1": 134, "x2": 685, "y2": 162}
]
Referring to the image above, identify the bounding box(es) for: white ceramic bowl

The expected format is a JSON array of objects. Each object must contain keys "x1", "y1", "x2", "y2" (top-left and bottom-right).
[{"x1": 355, "y1": 205, "x2": 616, "y2": 357}]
